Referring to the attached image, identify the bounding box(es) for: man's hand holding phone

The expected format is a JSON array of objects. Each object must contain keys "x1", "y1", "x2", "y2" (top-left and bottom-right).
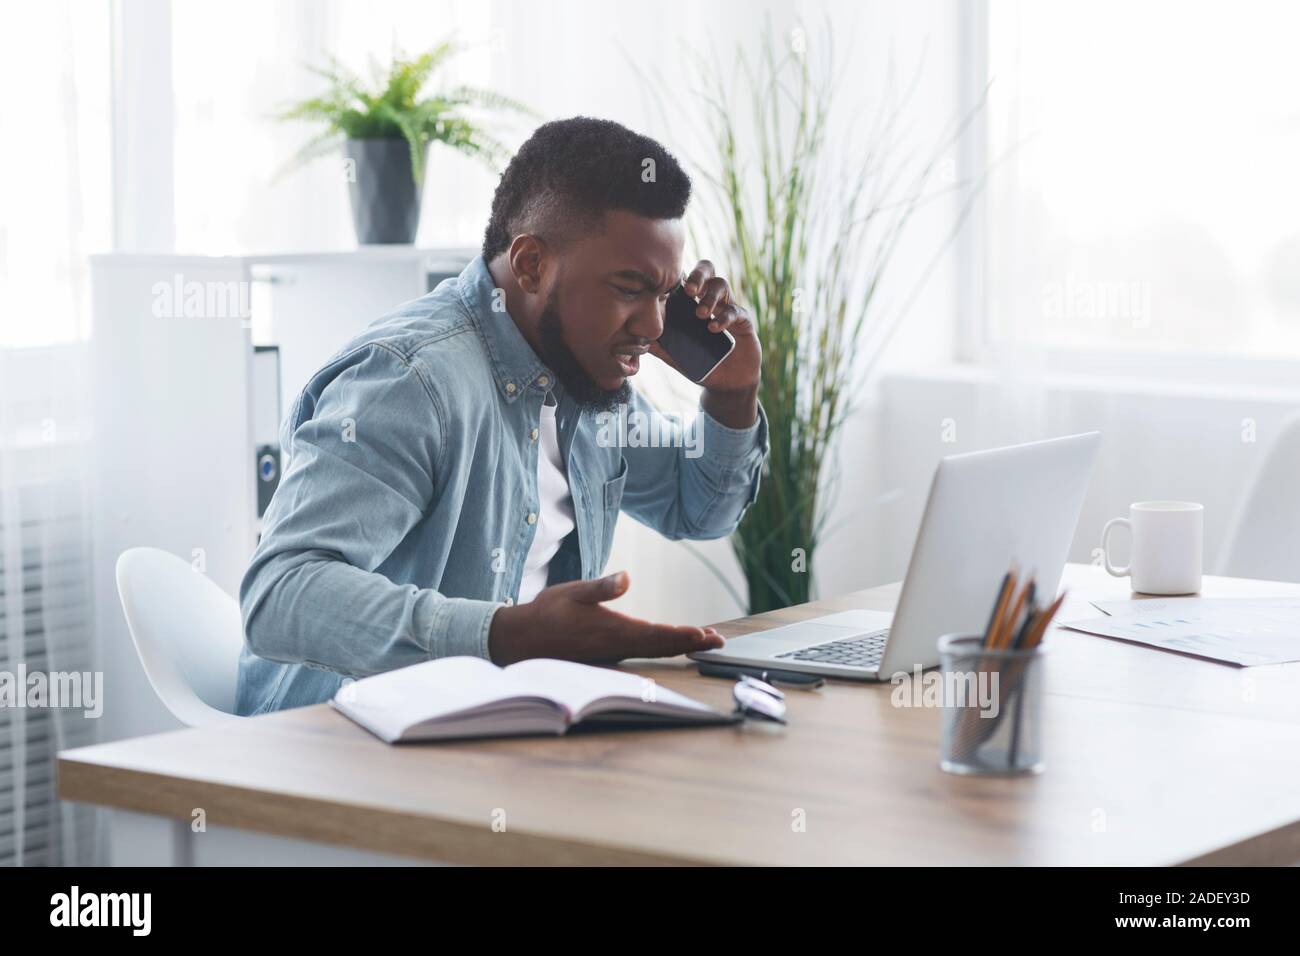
[{"x1": 651, "y1": 259, "x2": 761, "y2": 430}]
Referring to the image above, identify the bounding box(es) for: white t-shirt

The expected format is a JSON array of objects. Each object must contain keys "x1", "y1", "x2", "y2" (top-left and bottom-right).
[{"x1": 517, "y1": 397, "x2": 576, "y2": 603}]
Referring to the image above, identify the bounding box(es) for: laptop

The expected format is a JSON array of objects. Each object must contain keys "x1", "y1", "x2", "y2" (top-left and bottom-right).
[{"x1": 689, "y1": 432, "x2": 1101, "y2": 681}]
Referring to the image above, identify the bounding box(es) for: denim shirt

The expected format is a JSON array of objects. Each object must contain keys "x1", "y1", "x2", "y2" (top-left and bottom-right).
[{"x1": 235, "y1": 256, "x2": 770, "y2": 715}]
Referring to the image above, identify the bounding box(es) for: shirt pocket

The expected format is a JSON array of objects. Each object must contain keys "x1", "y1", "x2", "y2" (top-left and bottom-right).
[{"x1": 598, "y1": 455, "x2": 629, "y2": 572}]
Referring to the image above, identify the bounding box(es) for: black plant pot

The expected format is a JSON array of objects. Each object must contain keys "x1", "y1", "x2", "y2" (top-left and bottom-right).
[{"x1": 343, "y1": 138, "x2": 428, "y2": 244}]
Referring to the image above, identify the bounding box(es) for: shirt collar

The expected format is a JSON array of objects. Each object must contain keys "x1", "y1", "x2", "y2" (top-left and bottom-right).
[{"x1": 458, "y1": 255, "x2": 553, "y2": 404}]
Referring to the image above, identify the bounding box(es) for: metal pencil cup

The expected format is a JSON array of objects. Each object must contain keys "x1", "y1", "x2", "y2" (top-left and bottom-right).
[{"x1": 937, "y1": 633, "x2": 1047, "y2": 777}]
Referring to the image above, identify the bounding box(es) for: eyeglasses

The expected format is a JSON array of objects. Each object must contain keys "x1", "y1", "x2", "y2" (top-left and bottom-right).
[{"x1": 731, "y1": 674, "x2": 787, "y2": 724}]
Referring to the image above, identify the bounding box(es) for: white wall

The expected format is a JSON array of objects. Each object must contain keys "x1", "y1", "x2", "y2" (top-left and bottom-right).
[{"x1": 867, "y1": 366, "x2": 1300, "y2": 590}]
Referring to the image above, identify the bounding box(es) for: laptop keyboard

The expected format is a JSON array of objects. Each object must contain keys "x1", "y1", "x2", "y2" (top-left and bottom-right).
[{"x1": 775, "y1": 629, "x2": 890, "y2": 669}]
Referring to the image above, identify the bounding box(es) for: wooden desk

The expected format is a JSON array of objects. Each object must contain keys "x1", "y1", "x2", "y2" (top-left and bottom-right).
[{"x1": 58, "y1": 564, "x2": 1300, "y2": 866}]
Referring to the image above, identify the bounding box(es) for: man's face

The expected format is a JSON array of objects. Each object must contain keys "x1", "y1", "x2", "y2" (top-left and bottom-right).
[{"x1": 536, "y1": 209, "x2": 685, "y2": 411}]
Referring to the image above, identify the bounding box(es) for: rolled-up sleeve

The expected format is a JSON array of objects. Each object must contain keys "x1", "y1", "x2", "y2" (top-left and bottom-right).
[
  {"x1": 239, "y1": 344, "x2": 500, "y2": 677},
  {"x1": 619, "y1": 390, "x2": 769, "y2": 541}
]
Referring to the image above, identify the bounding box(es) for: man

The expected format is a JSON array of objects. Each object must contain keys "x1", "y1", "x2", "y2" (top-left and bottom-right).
[{"x1": 236, "y1": 117, "x2": 769, "y2": 715}]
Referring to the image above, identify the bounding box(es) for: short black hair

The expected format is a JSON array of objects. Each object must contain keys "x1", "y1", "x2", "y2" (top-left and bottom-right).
[{"x1": 481, "y1": 116, "x2": 691, "y2": 261}]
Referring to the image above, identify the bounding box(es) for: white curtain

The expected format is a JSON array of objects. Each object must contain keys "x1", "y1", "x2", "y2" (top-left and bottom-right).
[
  {"x1": 928, "y1": 0, "x2": 1300, "y2": 581},
  {"x1": 0, "y1": 0, "x2": 108, "y2": 865},
  {"x1": 984, "y1": 0, "x2": 1300, "y2": 362}
]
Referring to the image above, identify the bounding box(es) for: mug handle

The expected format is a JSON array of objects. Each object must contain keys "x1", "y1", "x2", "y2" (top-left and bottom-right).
[{"x1": 1101, "y1": 517, "x2": 1131, "y2": 577}]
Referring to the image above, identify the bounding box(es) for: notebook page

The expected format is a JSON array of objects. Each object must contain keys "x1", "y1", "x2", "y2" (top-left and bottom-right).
[
  {"x1": 504, "y1": 659, "x2": 715, "y2": 718},
  {"x1": 339, "y1": 657, "x2": 538, "y2": 735}
]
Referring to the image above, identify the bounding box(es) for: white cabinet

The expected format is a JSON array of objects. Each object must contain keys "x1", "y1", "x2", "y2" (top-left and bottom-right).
[{"x1": 245, "y1": 249, "x2": 472, "y2": 413}]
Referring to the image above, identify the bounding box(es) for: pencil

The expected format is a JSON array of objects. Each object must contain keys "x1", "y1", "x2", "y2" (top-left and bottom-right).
[
  {"x1": 982, "y1": 568, "x2": 1015, "y2": 648},
  {"x1": 1012, "y1": 603, "x2": 1039, "y2": 649},
  {"x1": 959, "y1": 568, "x2": 1022, "y2": 758},
  {"x1": 1008, "y1": 591, "x2": 1064, "y2": 766},
  {"x1": 1024, "y1": 592, "x2": 1066, "y2": 648},
  {"x1": 982, "y1": 570, "x2": 1012, "y2": 646},
  {"x1": 994, "y1": 578, "x2": 1034, "y2": 651},
  {"x1": 987, "y1": 570, "x2": 1022, "y2": 650}
]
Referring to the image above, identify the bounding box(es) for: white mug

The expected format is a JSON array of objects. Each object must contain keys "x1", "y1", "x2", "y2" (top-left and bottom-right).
[{"x1": 1101, "y1": 501, "x2": 1203, "y2": 595}]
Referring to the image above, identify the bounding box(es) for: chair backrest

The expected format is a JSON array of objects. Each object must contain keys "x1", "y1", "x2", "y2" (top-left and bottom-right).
[
  {"x1": 1220, "y1": 413, "x2": 1300, "y2": 582},
  {"x1": 115, "y1": 547, "x2": 246, "y2": 727}
]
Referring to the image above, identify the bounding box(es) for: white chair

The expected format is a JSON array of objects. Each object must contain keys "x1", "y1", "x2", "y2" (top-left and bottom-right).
[
  {"x1": 1219, "y1": 413, "x2": 1300, "y2": 583},
  {"x1": 115, "y1": 547, "x2": 247, "y2": 727}
]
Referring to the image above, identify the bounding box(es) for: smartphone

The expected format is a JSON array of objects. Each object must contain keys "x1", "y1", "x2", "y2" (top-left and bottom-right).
[{"x1": 657, "y1": 282, "x2": 736, "y2": 383}]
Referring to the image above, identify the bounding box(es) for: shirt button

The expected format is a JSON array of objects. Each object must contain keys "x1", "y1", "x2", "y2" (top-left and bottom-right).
[
  {"x1": 526, "y1": 512, "x2": 537, "y2": 525},
  {"x1": 530, "y1": 427, "x2": 539, "y2": 441},
  {"x1": 537, "y1": 375, "x2": 550, "y2": 388},
  {"x1": 503, "y1": 597, "x2": 515, "y2": 607},
  {"x1": 505, "y1": 382, "x2": 517, "y2": 394}
]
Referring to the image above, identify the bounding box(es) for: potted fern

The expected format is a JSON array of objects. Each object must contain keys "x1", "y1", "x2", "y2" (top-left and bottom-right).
[{"x1": 278, "y1": 42, "x2": 532, "y2": 244}]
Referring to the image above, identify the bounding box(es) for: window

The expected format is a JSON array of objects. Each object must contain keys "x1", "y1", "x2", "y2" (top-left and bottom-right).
[
  {"x1": 169, "y1": 0, "x2": 500, "y2": 254},
  {"x1": 0, "y1": 1, "x2": 111, "y2": 348},
  {"x1": 984, "y1": 0, "x2": 1300, "y2": 359}
]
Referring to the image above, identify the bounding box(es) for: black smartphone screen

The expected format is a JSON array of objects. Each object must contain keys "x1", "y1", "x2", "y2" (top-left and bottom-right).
[{"x1": 657, "y1": 283, "x2": 736, "y2": 383}]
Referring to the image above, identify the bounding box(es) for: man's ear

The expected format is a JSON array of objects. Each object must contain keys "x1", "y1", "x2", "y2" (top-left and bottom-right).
[{"x1": 507, "y1": 234, "x2": 548, "y2": 296}]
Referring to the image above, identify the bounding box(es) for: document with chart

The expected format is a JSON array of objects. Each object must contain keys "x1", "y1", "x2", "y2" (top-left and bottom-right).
[{"x1": 1065, "y1": 599, "x2": 1300, "y2": 666}]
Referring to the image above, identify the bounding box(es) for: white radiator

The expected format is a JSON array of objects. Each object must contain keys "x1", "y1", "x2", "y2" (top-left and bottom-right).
[{"x1": 0, "y1": 446, "x2": 98, "y2": 866}]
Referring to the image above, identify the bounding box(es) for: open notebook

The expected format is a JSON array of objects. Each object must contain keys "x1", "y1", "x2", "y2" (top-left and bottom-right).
[{"x1": 330, "y1": 656, "x2": 734, "y2": 743}]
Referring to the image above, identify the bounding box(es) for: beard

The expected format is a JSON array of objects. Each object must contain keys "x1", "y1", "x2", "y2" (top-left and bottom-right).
[{"x1": 538, "y1": 293, "x2": 631, "y2": 413}]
